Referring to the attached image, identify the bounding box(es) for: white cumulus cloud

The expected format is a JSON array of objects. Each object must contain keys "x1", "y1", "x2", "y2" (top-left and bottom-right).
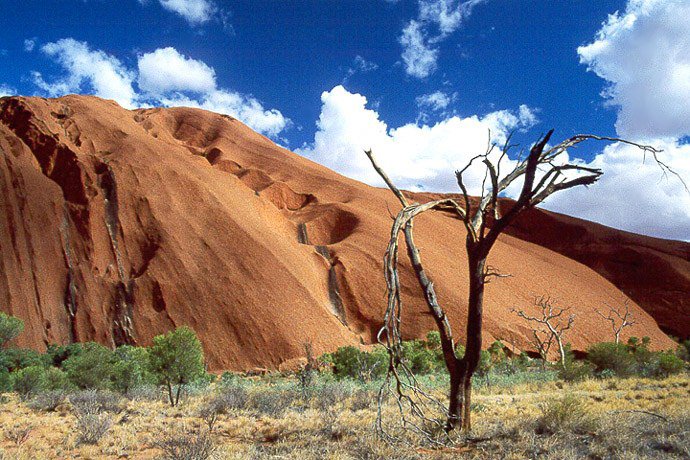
[
  {"x1": 400, "y1": 20, "x2": 439, "y2": 79},
  {"x1": 31, "y1": 40, "x2": 289, "y2": 138},
  {"x1": 578, "y1": 0, "x2": 690, "y2": 139},
  {"x1": 416, "y1": 90, "x2": 454, "y2": 111},
  {"x1": 542, "y1": 139, "x2": 690, "y2": 241},
  {"x1": 35, "y1": 38, "x2": 138, "y2": 108},
  {"x1": 161, "y1": 90, "x2": 289, "y2": 138},
  {"x1": 399, "y1": 0, "x2": 485, "y2": 78},
  {"x1": 0, "y1": 84, "x2": 16, "y2": 97},
  {"x1": 541, "y1": 0, "x2": 690, "y2": 240},
  {"x1": 138, "y1": 47, "x2": 216, "y2": 95},
  {"x1": 297, "y1": 85, "x2": 535, "y2": 193},
  {"x1": 139, "y1": 0, "x2": 217, "y2": 25}
]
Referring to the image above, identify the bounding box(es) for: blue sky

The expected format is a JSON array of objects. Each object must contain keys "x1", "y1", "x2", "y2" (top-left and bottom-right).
[{"x1": 0, "y1": 0, "x2": 688, "y2": 240}]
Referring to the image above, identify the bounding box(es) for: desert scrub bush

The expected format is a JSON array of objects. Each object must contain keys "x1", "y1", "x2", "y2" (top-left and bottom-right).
[
  {"x1": 0, "y1": 347, "x2": 45, "y2": 372},
  {"x1": 558, "y1": 360, "x2": 595, "y2": 382},
  {"x1": 10, "y1": 365, "x2": 48, "y2": 398},
  {"x1": 69, "y1": 389, "x2": 124, "y2": 414},
  {"x1": 248, "y1": 385, "x2": 298, "y2": 417},
  {"x1": 3, "y1": 423, "x2": 32, "y2": 447},
  {"x1": 324, "y1": 345, "x2": 388, "y2": 382},
  {"x1": 536, "y1": 394, "x2": 598, "y2": 435},
  {"x1": 112, "y1": 344, "x2": 155, "y2": 393},
  {"x1": 148, "y1": 326, "x2": 206, "y2": 407},
  {"x1": 586, "y1": 342, "x2": 636, "y2": 377},
  {"x1": 63, "y1": 342, "x2": 116, "y2": 389},
  {"x1": 26, "y1": 389, "x2": 67, "y2": 412},
  {"x1": 312, "y1": 380, "x2": 355, "y2": 412},
  {"x1": 75, "y1": 411, "x2": 113, "y2": 445},
  {"x1": 652, "y1": 351, "x2": 686, "y2": 377},
  {"x1": 0, "y1": 312, "x2": 23, "y2": 347},
  {"x1": 198, "y1": 385, "x2": 248, "y2": 431},
  {"x1": 154, "y1": 428, "x2": 216, "y2": 460}
]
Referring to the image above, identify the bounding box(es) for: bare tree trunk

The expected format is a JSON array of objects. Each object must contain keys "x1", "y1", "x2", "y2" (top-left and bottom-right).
[
  {"x1": 556, "y1": 335, "x2": 566, "y2": 367},
  {"x1": 447, "y1": 246, "x2": 486, "y2": 432}
]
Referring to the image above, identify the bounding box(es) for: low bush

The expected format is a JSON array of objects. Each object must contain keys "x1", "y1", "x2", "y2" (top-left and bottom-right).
[
  {"x1": 45, "y1": 343, "x2": 84, "y2": 368},
  {"x1": 536, "y1": 394, "x2": 598, "y2": 435},
  {"x1": 586, "y1": 342, "x2": 636, "y2": 377},
  {"x1": 69, "y1": 389, "x2": 124, "y2": 415},
  {"x1": 325, "y1": 345, "x2": 388, "y2": 382},
  {"x1": 26, "y1": 390, "x2": 67, "y2": 412},
  {"x1": 0, "y1": 347, "x2": 45, "y2": 372},
  {"x1": 63, "y1": 342, "x2": 115, "y2": 390},
  {"x1": 154, "y1": 428, "x2": 215, "y2": 460},
  {"x1": 248, "y1": 386, "x2": 298, "y2": 417},
  {"x1": 653, "y1": 351, "x2": 686, "y2": 377},
  {"x1": 111, "y1": 345, "x2": 154, "y2": 393},
  {"x1": 10, "y1": 365, "x2": 48, "y2": 398},
  {"x1": 558, "y1": 361, "x2": 594, "y2": 382},
  {"x1": 75, "y1": 412, "x2": 112, "y2": 445}
]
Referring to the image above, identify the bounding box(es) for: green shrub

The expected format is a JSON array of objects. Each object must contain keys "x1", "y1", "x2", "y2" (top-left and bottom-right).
[
  {"x1": 44, "y1": 366, "x2": 72, "y2": 391},
  {"x1": 325, "y1": 346, "x2": 388, "y2": 382},
  {"x1": 676, "y1": 340, "x2": 690, "y2": 362},
  {"x1": 111, "y1": 345, "x2": 154, "y2": 394},
  {"x1": 63, "y1": 342, "x2": 115, "y2": 389},
  {"x1": 11, "y1": 365, "x2": 48, "y2": 398},
  {"x1": 0, "y1": 347, "x2": 45, "y2": 372},
  {"x1": 0, "y1": 368, "x2": 11, "y2": 393},
  {"x1": 402, "y1": 339, "x2": 443, "y2": 375},
  {"x1": 653, "y1": 351, "x2": 686, "y2": 377},
  {"x1": 148, "y1": 326, "x2": 206, "y2": 406},
  {"x1": 45, "y1": 343, "x2": 84, "y2": 368},
  {"x1": 586, "y1": 342, "x2": 636, "y2": 377},
  {"x1": 535, "y1": 394, "x2": 597, "y2": 434},
  {"x1": 558, "y1": 361, "x2": 594, "y2": 382},
  {"x1": 0, "y1": 312, "x2": 23, "y2": 347}
]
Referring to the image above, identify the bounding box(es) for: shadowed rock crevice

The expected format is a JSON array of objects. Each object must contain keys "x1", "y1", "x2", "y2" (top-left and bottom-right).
[{"x1": 95, "y1": 160, "x2": 136, "y2": 346}]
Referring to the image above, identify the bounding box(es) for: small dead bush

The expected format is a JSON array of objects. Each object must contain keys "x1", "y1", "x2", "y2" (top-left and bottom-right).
[
  {"x1": 154, "y1": 428, "x2": 215, "y2": 460},
  {"x1": 75, "y1": 412, "x2": 113, "y2": 445},
  {"x1": 536, "y1": 394, "x2": 598, "y2": 435},
  {"x1": 248, "y1": 387, "x2": 297, "y2": 417},
  {"x1": 26, "y1": 390, "x2": 67, "y2": 412},
  {"x1": 4, "y1": 424, "x2": 33, "y2": 446},
  {"x1": 69, "y1": 389, "x2": 124, "y2": 415},
  {"x1": 313, "y1": 382, "x2": 354, "y2": 412}
]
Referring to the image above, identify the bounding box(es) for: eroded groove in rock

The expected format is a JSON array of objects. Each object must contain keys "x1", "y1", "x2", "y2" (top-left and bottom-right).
[
  {"x1": 95, "y1": 160, "x2": 136, "y2": 345},
  {"x1": 297, "y1": 223, "x2": 310, "y2": 245},
  {"x1": 59, "y1": 206, "x2": 78, "y2": 342}
]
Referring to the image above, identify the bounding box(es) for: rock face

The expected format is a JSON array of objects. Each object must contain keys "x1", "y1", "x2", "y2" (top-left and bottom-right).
[{"x1": 0, "y1": 95, "x2": 686, "y2": 371}]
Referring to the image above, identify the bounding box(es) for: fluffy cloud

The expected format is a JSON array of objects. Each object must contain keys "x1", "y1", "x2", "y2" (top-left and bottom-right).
[
  {"x1": 544, "y1": 0, "x2": 690, "y2": 240},
  {"x1": 139, "y1": 0, "x2": 217, "y2": 25},
  {"x1": 297, "y1": 85, "x2": 535, "y2": 192},
  {"x1": 416, "y1": 90, "x2": 454, "y2": 111},
  {"x1": 399, "y1": 21, "x2": 439, "y2": 79},
  {"x1": 23, "y1": 38, "x2": 36, "y2": 52},
  {"x1": 578, "y1": 0, "x2": 690, "y2": 139},
  {"x1": 32, "y1": 40, "x2": 289, "y2": 137},
  {"x1": 161, "y1": 91, "x2": 289, "y2": 138},
  {"x1": 35, "y1": 39, "x2": 138, "y2": 108},
  {"x1": 399, "y1": 0, "x2": 485, "y2": 78},
  {"x1": 418, "y1": 0, "x2": 485, "y2": 35},
  {"x1": 0, "y1": 84, "x2": 16, "y2": 97},
  {"x1": 542, "y1": 139, "x2": 690, "y2": 241},
  {"x1": 138, "y1": 47, "x2": 216, "y2": 95}
]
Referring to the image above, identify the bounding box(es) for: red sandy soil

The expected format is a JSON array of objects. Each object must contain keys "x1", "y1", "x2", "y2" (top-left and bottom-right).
[{"x1": 0, "y1": 95, "x2": 686, "y2": 371}]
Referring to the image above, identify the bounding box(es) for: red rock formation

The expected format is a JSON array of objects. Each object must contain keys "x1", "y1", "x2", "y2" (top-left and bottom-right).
[{"x1": 0, "y1": 95, "x2": 685, "y2": 371}]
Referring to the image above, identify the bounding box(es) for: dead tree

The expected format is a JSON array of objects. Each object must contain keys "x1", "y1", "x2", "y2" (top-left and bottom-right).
[
  {"x1": 513, "y1": 296, "x2": 575, "y2": 367},
  {"x1": 596, "y1": 299, "x2": 636, "y2": 344},
  {"x1": 366, "y1": 130, "x2": 661, "y2": 437}
]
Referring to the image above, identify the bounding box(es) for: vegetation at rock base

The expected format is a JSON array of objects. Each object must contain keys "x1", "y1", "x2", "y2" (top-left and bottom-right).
[{"x1": 0, "y1": 312, "x2": 687, "y2": 458}]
